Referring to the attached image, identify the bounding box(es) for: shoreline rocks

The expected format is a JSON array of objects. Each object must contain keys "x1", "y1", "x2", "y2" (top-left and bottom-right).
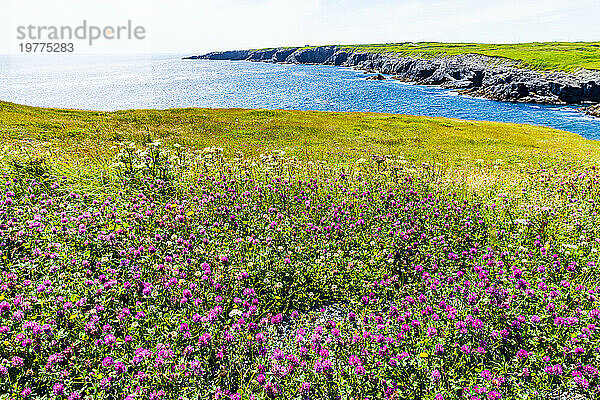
[
  {"x1": 585, "y1": 104, "x2": 600, "y2": 117},
  {"x1": 184, "y1": 46, "x2": 600, "y2": 109},
  {"x1": 366, "y1": 73, "x2": 385, "y2": 80}
]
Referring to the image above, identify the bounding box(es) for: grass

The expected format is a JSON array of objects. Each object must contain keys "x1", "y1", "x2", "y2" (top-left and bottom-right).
[{"x1": 1, "y1": 100, "x2": 598, "y2": 182}]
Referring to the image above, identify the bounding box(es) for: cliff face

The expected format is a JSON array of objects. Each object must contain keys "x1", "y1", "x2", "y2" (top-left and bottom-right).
[{"x1": 184, "y1": 46, "x2": 600, "y2": 106}]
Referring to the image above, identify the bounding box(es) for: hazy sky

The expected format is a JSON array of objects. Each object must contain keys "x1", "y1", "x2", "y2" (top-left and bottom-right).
[{"x1": 1, "y1": 0, "x2": 599, "y2": 55}]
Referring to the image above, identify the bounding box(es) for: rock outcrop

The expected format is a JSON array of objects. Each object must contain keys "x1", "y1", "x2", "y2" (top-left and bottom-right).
[
  {"x1": 366, "y1": 73, "x2": 385, "y2": 80},
  {"x1": 184, "y1": 46, "x2": 600, "y2": 107},
  {"x1": 586, "y1": 104, "x2": 600, "y2": 117}
]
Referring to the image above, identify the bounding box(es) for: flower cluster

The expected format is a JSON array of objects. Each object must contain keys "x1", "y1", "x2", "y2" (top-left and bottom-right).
[{"x1": 0, "y1": 145, "x2": 599, "y2": 399}]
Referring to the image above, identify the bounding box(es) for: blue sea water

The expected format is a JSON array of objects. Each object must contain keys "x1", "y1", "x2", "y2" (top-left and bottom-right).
[{"x1": 1, "y1": 53, "x2": 599, "y2": 139}]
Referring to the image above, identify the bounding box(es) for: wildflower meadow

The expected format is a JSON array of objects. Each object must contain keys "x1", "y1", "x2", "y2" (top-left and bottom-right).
[{"x1": 0, "y1": 103, "x2": 599, "y2": 399}]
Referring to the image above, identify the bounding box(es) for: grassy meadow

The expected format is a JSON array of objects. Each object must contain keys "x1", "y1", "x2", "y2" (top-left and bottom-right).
[
  {"x1": 1, "y1": 101, "x2": 597, "y2": 191},
  {"x1": 1, "y1": 101, "x2": 600, "y2": 399}
]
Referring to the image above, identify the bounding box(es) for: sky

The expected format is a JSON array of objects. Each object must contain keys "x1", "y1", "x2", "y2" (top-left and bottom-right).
[{"x1": 1, "y1": 0, "x2": 599, "y2": 55}]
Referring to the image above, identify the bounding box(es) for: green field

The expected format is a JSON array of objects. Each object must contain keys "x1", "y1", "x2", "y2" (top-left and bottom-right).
[
  {"x1": 2, "y1": 102, "x2": 600, "y2": 399},
  {"x1": 341, "y1": 42, "x2": 600, "y2": 72},
  {"x1": 1, "y1": 100, "x2": 597, "y2": 190}
]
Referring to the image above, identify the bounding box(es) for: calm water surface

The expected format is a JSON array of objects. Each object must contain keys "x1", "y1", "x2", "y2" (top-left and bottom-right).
[{"x1": 1, "y1": 54, "x2": 599, "y2": 138}]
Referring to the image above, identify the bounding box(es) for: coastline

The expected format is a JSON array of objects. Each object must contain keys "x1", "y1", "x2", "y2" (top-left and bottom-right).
[{"x1": 185, "y1": 46, "x2": 600, "y2": 117}]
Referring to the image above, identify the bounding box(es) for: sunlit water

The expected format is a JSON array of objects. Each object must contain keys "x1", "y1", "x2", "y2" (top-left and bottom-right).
[{"x1": 1, "y1": 53, "x2": 599, "y2": 138}]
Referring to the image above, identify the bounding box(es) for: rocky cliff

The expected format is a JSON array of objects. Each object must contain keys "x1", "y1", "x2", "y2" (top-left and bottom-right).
[{"x1": 184, "y1": 46, "x2": 600, "y2": 111}]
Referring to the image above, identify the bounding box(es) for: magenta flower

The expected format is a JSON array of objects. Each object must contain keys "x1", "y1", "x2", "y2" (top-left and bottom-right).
[
  {"x1": 300, "y1": 382, "x2": 311, "y2": 393},
  {"x1": 255, "y1": 332, "x2": 266, "y2": 343},
  {"x1": 53, "y1": 383, "x2": 65, "y2": 395},
  {"x1": 516, "y1": 349, "x2": 529, "y2": 360},
  {"x1": 68, "y1": 392, "x2": 81, "y2": 400},
  {"x1": 270, "y1": 313, "x2": 283, "y2": 324},
  {"x1": 544, "y1": 364, "x2": 563, "y2": 375},
  {"x1": 349, "y1": 354, "x2": 362, "y2": 366},
  {"x1": 198, "y1": 332, "x2": 212, "y2": 347},
  {"x1": 313, "y1": 358, "x2": 332, "y2": 373},
  {"x1": 573, "y1": 371, "x2": 590, "y2": 389},
  {"x1": 487, "y1": 390, "x2": 502, "y2": 400},
  {"x1": 115, "y1": 361, "x2": 127, "y2": 374},
  {"x1": 104, "y1": 334, "x2": 117, "y2": 346},
  {"x1": 11, "y1": 356, "x2": 24, "y2": 367}
]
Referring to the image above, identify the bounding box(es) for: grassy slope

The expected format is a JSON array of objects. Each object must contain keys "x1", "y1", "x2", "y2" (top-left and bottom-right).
[{"x1": 0, "y1": 100, "x2": 598, "y2": 188}]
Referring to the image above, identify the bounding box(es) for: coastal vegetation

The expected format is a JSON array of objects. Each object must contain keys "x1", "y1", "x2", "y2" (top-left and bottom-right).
[
  {"x1": 1, "y1": 101, "x2": 599, "y2": 399},
  {"x1": 250, "y1": 42, "x2": 600, "y2": 72},
  {"x1": 342, "y1": 42, "x2": 600, "y2": 72}
]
